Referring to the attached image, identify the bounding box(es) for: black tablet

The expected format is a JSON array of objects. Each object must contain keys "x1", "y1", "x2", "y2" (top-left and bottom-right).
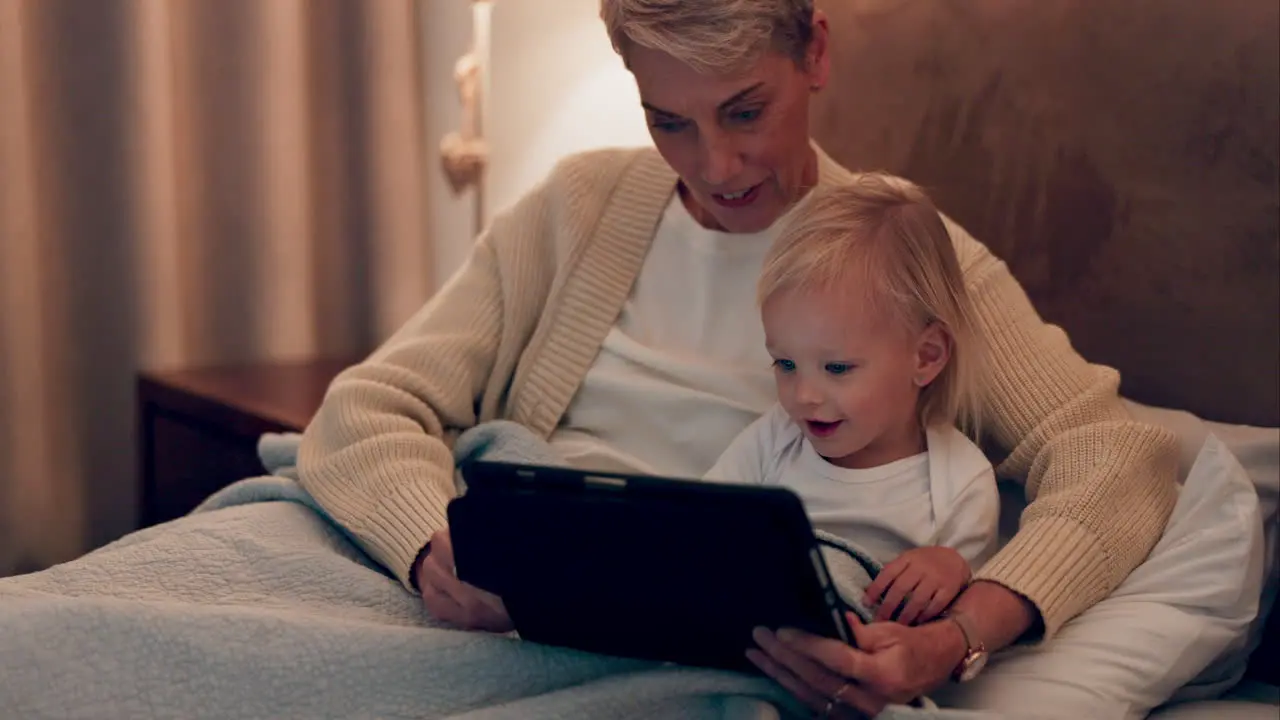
[{"x1": 447, "y1": 460, "x2": 854, "y2": 673}]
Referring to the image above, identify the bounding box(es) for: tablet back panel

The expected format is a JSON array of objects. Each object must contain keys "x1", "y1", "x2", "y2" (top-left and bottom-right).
[{"x1": 448, "y1": 461, "x2": 849, "y2": 673}]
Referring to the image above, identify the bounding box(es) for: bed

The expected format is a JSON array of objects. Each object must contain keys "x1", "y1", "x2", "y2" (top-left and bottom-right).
[
  {"x1": 1, "y1": 1, "x2": 1276, "y2": 719},
  {"x1": 810, "y1": 0, "x2": 1279, "y2": 711}
]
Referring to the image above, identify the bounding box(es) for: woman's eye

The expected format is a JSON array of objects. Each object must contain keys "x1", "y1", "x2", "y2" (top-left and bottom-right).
[
  {"x1": 650, "y1": 119, "x2": 688, "y2": 134},
  {"x1": 772, "y1": 359, "x2": 796, "y2": 373},
  {"x1": 730, "y1": 107, "x2": 762, "y2": 124},
  {"x1": 824, "y1": 363, "x2": 853, "y2": 376}
]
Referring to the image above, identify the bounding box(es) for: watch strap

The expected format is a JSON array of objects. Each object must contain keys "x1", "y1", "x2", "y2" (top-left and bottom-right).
[
  {"x1": 944, "y1": 609, "x2": 987, "y2": 682},
  {"x1": 947, "y1": 608, "x2": 979, "y2": 650}
]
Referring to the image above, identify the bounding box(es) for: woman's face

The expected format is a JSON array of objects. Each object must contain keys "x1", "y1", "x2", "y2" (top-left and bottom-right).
[{"x1": 627, "y1": 14, "x2": 830, "y2": 234}]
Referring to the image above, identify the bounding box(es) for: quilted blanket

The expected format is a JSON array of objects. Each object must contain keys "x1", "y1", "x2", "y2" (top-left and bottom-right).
[{"x1": 0, "y1": 425, "x2": 997, "y2": 720}]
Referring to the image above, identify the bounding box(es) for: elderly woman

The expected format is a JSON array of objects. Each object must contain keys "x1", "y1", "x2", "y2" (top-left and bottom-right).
[{"x1": 297, "y1": 0, "x2": 1181, "y2": 717}]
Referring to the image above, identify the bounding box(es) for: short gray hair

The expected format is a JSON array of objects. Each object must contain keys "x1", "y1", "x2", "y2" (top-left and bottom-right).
[{"x1": 600, "y1": 0, "x2": 815, "y2": 75}]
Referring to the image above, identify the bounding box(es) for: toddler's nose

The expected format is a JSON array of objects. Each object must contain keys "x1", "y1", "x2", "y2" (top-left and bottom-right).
[{"x1": 794, "y1": 376, "x2": 823, "y2": 407}]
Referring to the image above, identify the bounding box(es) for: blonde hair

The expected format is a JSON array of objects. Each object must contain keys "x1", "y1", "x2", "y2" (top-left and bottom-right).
[
  {"x1": 600, "y1": 0, "x2": 815, "y2": 75},
  {"x1": 759, "y1": 175, "x2": 986, "y2": 436}
]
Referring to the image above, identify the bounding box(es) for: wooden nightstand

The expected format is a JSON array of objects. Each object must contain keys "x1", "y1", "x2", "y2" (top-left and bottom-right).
[{"x1": 136, "y1": 358, "x2": 356, "y2": 527}]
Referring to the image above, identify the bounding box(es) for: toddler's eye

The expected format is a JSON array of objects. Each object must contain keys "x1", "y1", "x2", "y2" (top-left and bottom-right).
[
  {"x1": 772, "y1": 359, "x2": 796, "y2": 373},
  {"x1": 825, "y1": 363, "x2": 853, "y2": 375}
]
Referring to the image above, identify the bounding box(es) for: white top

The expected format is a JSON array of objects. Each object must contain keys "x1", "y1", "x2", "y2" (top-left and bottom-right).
[
  {"x1": 548, "y1": 194, "x2": 781, "y2": 477},
  {"x1": 705, "y1": 404, "x2": 1000, "y2": 566}
]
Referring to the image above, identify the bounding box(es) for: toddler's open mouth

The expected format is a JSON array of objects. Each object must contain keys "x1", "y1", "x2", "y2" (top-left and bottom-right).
[{"x1": 805, "y1": 419, "x2": 843, "y2": 438}]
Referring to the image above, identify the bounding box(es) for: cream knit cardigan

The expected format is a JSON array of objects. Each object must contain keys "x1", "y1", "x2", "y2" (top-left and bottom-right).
[{"x1": 297, "y1": 145, "x2": 1179, "y2": 637}]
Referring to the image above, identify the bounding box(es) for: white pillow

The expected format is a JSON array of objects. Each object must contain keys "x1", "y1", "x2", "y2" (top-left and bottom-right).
[
  {"x1": 945, "y1": 434, "x2": 1265, "y2": 719},
  {"x1": 1123, "y1": 399, "x2": 1280, "y2": 693},
  {"x1": 1123, "y1": 400, "x2": 1279, "y2": 524}
]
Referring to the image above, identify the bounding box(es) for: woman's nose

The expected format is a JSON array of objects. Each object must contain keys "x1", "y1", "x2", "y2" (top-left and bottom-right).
[{"x1": 699, "y1": 131, "x2": 743, "y2": 187}]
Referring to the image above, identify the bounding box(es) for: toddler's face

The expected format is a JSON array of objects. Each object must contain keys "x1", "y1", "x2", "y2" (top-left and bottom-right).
[{"x1": 762, "y1": 284, "x2": 941, "y2": 469}]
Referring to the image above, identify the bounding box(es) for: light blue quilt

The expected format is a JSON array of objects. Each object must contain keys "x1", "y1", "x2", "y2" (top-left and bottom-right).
[{"x1": 0, "y1": 424, "x2": 995, "y2": 720}]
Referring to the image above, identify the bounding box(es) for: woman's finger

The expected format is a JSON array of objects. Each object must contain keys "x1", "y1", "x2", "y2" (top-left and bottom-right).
[
  {"x1": 418, "y1": 572, "x2": 467, "y2": 624},
  {"x1": 896, "y1": 583, "x2": 937, "y2": 626},
  {"x1": 863, "y1": 557, "x2": 907, "y2": 605},
  {"x1": 776, "y1": 627, "x2": 862, "y2": 679},
  {"x1": 417, "y1": 531, "x2": 514, "y2": 632},
  {"x1": 430, "y1": 530, "x2": 456, "y2": 568},
  {"x1": 823, "y1": 678, "x2": 885, "y2": 720},
  {"x1": 459, "y1": 584, "x2": 513, "y2": 630},
  {"x1": 876, "y1": 569, "x2": 921, "y2": 622},
  {"x1": 748, "y1": 649, "x2": 867, "y2": 718},
  {"x1": 421, "y1": 530, "x2": 462, "y2": 600},
  {"x1": 753, "y1": 628, "x2": 839, "y2": 697},
  {"x1": 756, "y1": 628, "x2": 882, "y2": 718},
  {"x1": 419, "y1": 552, "x2": 469, "y2": 604},
  {"x1": 845, "y1": 612, "x2": 873, "y2": 648},
  {"x1": 843, "y1": 613, "x2": 909, "y2": 710},
  {"x1": 745, "y1": 647, "x2": 830, "y2": 713}
]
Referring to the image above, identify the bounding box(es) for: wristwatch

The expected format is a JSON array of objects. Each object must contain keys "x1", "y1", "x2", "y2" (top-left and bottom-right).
[{"x1": 944, "y1": 609, "x2": 988, "y2": 683}]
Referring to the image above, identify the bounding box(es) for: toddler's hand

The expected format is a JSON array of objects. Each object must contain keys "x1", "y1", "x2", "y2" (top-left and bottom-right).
[{"x1": 863, "y1": 546, "x2": 971, "y2": 626}]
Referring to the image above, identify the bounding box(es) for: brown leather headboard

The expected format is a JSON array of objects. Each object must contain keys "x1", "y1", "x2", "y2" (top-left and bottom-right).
[{"x1": 812, "y1": 0, "x2": 1279, "y2": 427}]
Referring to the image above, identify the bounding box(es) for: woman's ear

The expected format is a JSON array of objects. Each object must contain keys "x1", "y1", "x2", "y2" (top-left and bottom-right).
[
  {"x1": 913, "y1": 322, "x2": 951, "y2": 388},
  {"x1": 807, "y1": 9, "x2": 832, "y2": 91}
]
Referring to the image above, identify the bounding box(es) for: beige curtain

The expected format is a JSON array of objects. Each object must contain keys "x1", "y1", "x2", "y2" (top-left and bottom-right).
[{"x1": 0, "y1": 0, "x2": 433, "y2": 575}]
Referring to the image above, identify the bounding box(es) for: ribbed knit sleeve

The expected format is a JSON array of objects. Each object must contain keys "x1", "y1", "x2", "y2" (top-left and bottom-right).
[
  {"x1": 953, "y1": 226, "x2": 1181, "y2": 638},
  {"x1": 296, "y1": 172, "x2": 558, "y2": 590},
  {"x1": 295, "y1": 147, "x2": 655, "y2": 591}
]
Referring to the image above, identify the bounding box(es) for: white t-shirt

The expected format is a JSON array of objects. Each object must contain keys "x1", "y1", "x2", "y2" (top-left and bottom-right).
[
  {"x1": 705, "y1": 404, "x2": 1000, "y2": 566},
  {"x1": 548, "y1": 194, "x2": 781, "y2": 477}
]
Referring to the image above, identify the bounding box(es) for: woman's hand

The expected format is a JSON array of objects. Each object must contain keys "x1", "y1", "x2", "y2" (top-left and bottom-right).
[
  {"x1": 864, "y1": 546, "x2": 971, "y2": 625},
  {"x1": 747, "y1": 613, "x2": 967, "y2": 718},
  {"x1": 415, "y1": 529, "x2": 515, "y2": 632}
]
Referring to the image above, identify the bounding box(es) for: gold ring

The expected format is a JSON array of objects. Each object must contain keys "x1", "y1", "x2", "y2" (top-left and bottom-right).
[
  {"x1": 820, "y1": 682, "x2": 854, "y2": 717},
  {"x1": 821, "y1": 682, "x2": 852, "y2": 717},
  {"x1": 834, "y1": 681, "x2": 853, "y2": 703}
]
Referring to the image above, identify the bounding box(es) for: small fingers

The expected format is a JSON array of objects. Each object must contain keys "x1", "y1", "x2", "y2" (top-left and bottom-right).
[
  {"x1": 863, "y1": 557, "x2": 907, "y2": 606},
  {"x1": 895, "y1": 582, "x2": 937, "y2": 626},
  {"x1": 919, "y1": 586, "x2": 957, "y2": 624},
  {"x1": 875, "y1": 570, "x2": 921, "y2": 622}
]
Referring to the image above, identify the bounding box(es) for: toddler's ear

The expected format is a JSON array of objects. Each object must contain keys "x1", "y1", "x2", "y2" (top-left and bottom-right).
[{"x1": 913, "y1": 322, "x2": 951, "y2": 387}]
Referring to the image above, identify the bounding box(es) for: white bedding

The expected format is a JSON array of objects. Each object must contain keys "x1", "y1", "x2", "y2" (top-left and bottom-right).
[
  {"x1": 932, "y1": 432, "x2": 1265, "y2": 719},
  {"x1": 0, "y1": 450, "x2": 983, "y2": 720},
  {"x1": 0, "y1": 403, "x2": 1272, "y2": 720}
]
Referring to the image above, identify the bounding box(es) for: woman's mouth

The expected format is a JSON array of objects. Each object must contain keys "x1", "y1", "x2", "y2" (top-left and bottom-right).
[
  {"x1": 711, "y1": 183, "x2": 762, "y2": 208},
  {"x1": 805, "y1": 419, "x2": 843, "y2": 438}
]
